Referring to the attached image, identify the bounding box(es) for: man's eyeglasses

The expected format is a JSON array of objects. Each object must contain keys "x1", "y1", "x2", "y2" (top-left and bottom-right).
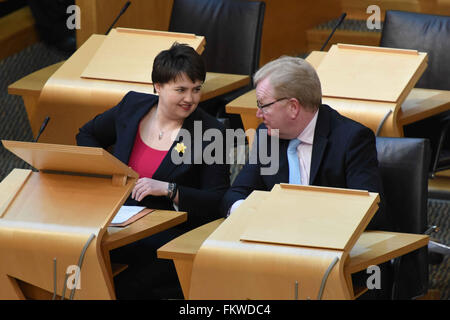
[{"x1": 256, "y1": 97, "x2": 289, "y2": 112}]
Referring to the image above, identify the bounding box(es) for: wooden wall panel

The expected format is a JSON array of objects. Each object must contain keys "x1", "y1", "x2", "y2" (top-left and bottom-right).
[
  {"x1": 75, "y1": 0, "x2": 173, "y2": 48},
  {"x1": 259, "y1": 0, "x2": 341, "y2": 64}
]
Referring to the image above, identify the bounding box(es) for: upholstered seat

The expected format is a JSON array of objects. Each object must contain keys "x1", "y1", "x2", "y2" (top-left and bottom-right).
[{"x1": 375, "y1": 137, "x2": 430, "y2": 299}]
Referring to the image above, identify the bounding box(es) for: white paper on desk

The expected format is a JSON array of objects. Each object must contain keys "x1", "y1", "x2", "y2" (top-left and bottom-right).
[{"x1": 111, "y1": 206, "x2": 146, "y2": 224}]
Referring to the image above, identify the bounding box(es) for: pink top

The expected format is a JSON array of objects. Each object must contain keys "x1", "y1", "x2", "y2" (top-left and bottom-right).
[{"x1": 128, "y1": 129, "x2": 168, "y2": 178}]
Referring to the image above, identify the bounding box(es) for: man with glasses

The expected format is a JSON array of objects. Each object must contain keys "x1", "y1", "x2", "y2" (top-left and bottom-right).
[
  {"x1": 222, "y1": 55, "x2": 388, "y2": 232},
  {"x1": 221, "y1": 55, "x2": 390, "y2": 300}
]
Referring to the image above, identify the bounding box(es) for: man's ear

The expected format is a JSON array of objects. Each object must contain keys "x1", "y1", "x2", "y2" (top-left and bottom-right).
[{"x1": 289, "y1": 98, "x2": 301, "y2": 119}]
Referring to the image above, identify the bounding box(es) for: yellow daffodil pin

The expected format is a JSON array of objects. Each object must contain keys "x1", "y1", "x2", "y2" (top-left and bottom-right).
[{"x1": 175, "y1": 142, "x2": 187, "y2": 155}]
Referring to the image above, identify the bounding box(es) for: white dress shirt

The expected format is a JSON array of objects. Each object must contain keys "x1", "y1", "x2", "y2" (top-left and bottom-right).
[{"x1": 295, "y1": 110, "x2": 318, "y2": 185}]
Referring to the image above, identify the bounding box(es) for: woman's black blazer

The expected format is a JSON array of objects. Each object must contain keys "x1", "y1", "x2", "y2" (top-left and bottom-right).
[{"x1": 76, "y1": 91, "x2": 230, "y2": 230}]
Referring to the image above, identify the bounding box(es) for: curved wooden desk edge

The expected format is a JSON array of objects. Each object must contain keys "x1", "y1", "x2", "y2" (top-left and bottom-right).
[
  {"x1": 8, "y1": 62, "x2": 64, "y2": 136},
  {"x1": 346, "y1": 231, "x2": 429, "y2": 274},
  {"x1": 202, "y1": 73, "x2": 250, "y2": 102},
  {"x1": 399, "y1": 88, "x2": 450, "y2": 126},
  {"x1": 103, "y1": 210, "x2": 187, "y2": 251},
  {"x1": 157, "y1": 218, "x2": 224, "y2": 298},
  {"x1": 8, "y1": 62, "x2": 64, "y2": 96}
]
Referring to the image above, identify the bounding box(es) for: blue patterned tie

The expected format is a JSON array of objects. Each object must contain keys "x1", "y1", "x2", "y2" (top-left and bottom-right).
[{"x1": 287, "y1": 138, "x2": 301, "y2": 184}]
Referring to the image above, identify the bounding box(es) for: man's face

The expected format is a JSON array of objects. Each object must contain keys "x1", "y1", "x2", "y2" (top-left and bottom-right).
[{"x1": 255, "y1": 77, "x2": 290, "y2": 138}]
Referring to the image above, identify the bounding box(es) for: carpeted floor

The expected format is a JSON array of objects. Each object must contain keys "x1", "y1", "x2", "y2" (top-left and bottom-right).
[
  {"x1": 0, "y1": 41, "x2": 448, "y2": 300},
  {"x1": 313, "y1": 18, "x2": 383, "y2": 33},
  {"x1": 0, "y1": 42, "x2": 70, "y2": 178}
]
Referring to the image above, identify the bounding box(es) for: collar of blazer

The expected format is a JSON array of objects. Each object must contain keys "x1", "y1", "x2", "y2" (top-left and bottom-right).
[{"x1": 309, "y1": 104, "x2": 331, "y2": 184}]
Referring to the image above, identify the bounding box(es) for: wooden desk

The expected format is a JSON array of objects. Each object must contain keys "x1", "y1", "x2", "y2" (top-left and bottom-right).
[
  {"x1": 8, "y1": 35, "x2": 249, "y2": 144},
  {"x1": 226, "y1": 51, "x2": 450, "y2": 145},
  {"x1": 0, "y1": 142, "x2": 188, "y2": 300},
  {"x1": 158, "y1": 186, "x2": 428, "y2": 300},
  {"x1": 158, "y1": 217, "x2": 428, "y2": 299},
  {"x1": 16, "y1": 209, "x2": 187, "y2": 300},
  {"x1": 399, "y1": 88, "x2": 450, "y2": 126}
]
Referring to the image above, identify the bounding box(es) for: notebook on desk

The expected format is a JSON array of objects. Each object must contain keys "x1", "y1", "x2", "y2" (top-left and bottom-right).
[{"x1": 110, "y1": 206, "x2": 155, "y2": 227}]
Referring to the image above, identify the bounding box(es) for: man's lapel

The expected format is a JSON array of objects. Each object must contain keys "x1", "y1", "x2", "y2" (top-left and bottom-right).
[{"x1": 309, "y1": 106, "x2": 330, "y2": 184}]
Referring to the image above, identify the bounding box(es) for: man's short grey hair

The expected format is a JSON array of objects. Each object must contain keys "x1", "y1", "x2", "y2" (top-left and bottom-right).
[{"x1": 253, "y1": 56, "x2": 322, "y2": 111}]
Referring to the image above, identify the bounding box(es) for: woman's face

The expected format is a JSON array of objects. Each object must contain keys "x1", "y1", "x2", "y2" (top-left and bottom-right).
[{"x1": 154, "y1": 73, "x2": 203, "y2": 120}]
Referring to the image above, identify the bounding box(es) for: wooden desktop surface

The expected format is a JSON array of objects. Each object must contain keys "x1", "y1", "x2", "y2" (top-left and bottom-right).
[
  {"x1": 104, "y1": 209, "x2": 186, "y2": 251},
  {"x1": 399, "y1": 88, "x2": 450, "y2": 125},
  {"x1": 8, "y1": 61, "x2": 249, "y2": 106}
]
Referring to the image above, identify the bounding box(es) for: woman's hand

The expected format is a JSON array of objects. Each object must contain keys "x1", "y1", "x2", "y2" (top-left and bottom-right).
[{"x1": 131, "y1": 178, "x2": 169, "y2": 202}]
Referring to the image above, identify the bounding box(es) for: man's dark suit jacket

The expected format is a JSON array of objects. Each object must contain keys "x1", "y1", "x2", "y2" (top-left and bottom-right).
[
  {"x1": 222, "y1": 104, "x2": 389, "y2": 231},
  {"x1": 77, "y1": 91, "x2": 230, "y2": 230}
]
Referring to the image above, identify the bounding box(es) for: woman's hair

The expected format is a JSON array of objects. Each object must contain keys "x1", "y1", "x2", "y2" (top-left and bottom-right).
[
  {"x1": 152, "y1": 42, "x2": 206, "y2": 87},
  {"x1": 253, "y1": 56, "x2": 322, "y2": 111}
]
